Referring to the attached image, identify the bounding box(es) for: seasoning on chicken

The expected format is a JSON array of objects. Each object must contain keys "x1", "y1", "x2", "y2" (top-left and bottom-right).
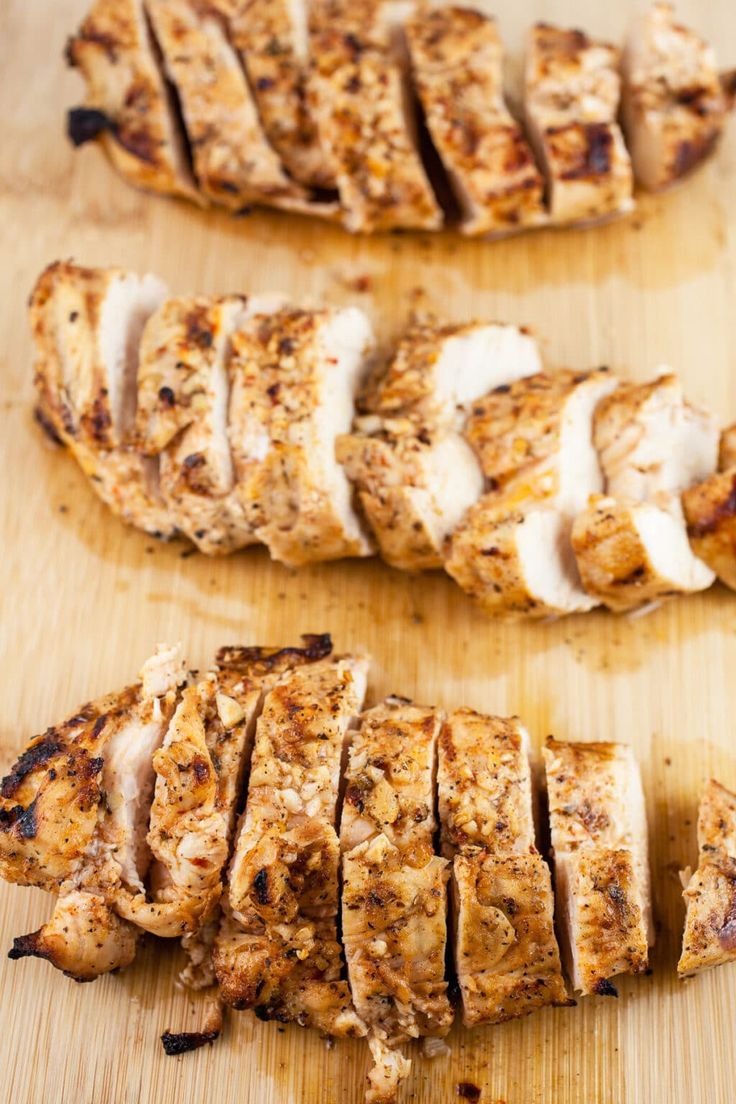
[
  {"x1": 446, "y1": 369, "x2": 617, "y2": 617},
  {"x1": 30, "y1": 261, "x2": 174, "y2": 538},
  {"x1": 224, "y1": 0, "x2": 336, "y2": 191},
  {"x1": 524, "y1": 23, "x2": 634, "y2": 225},
  {"x1": 66, "y1": 0, "x2": 199, "y2": 201},
  {"x1": 309, "y1": 0, "x2": 443, "y2": 233},
  {"x1": 683, "y1": 425, "x2": 736, "y2": 592},
  {"x1": 543, "y1": 738, "x2": 652, "y2": 996},
  {"x1": 405, "y1": 6, "x2": 546, "y2": 237},
  {"x1": 574, "y1": 374, "x2": 718, "y2": 611},
  {"x1": 678, "y1": 779, "x2": 736, "y2": 977},
  {"x1": 437, "y1": 710, "x2": 569, "y2": 1026},
  {"x1": 340, "y1": 698, "x2": 451, "y2": 1104},
  {"x1": 3, "y1": 645, "x2": 187, "y2": 980},
  {"x1": 146, "y1": 0, "x2": 320, "y2": 214},
  {"x1": 136, "y1": 295, "x2": 280, "y2": 554},
  {"x1": 622, "y1": 2, "x2": 731, "y2": 192},
  {"x1": 228, "y1": 306, "x2": 375, "y2": 565},
  {"x1": 214, "y1": 654, "x2": 369, "y2": 1037},
  {"x1": 337, "y1": 321, "x2": 542, "y2": 571}
]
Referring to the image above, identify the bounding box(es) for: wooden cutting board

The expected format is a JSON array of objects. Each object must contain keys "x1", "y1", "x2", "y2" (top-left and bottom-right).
[{"x1": 1, "y1": 1, "x2": 735, "y2": 1101}]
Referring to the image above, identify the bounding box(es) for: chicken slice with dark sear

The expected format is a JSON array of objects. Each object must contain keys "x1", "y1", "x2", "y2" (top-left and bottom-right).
[{"x1": 66, "y1": 0, "x2": 200, "y2": 201}]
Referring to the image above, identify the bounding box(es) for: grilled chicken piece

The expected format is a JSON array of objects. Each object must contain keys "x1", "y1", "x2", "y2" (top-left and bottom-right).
[
  {"x1": 446, "y1": 369, "x2": 616, "y2": 617},
  {"x1": 3, "y1": 645, "x2": 187, "y2": 981},
  {"x1": 224, "y1": 0, "x2": 336, "y2": 191},
  {"x1": 406, "y1": 6, "x2": 545, "y2": 237},
  {"x1": 137, "y1": 295, "x2": 280, "y2": 554},
  {"x1": 543, "y1": 738, "x2": 652, "y2": 996},
  {"x1": 338, "y1": 321, "x2": 542, "y2": 571},
  {"x1": 215, "y1": 655, "x2": 368, "y2": 1036},
  {"x1": 679, "y1": 779, "x2": 736, "y2": 977},
  {"x1": 146, "y1": 0, "x2": 319, "y2": 214},
  {"x1": 437, "y1": 710, "x2": 569, "y2": 1026},
  {"x1": 573, "y1": 494, "x2": 714, "y2": 612},
  {"x1": 228, "y1": 307, "x2": 375, "y2": 565},
  {"x1": 340, "y1": 697, "x2": 451, "y2": 1103},
  {"x1": 66, "y1": 0, "x2": 198, "y2": 201},
  {"x1": 309, "y1": 0, "x2": 442, "y2": 233},
  {"x1": 622, "y1": 2, "x2": 731, "y2": 192},
  {"x1": 593, "y1": 375, "x2": 718, "y2": 505},
  {"x1": 524, "y1": 24, "x2": 633, "y2": 225},
  {"x1": 683, "y1": 468, "x2": 736, "y2": 591},
  {"x1": 720, "y1": 425, "x2": 736, "y2": 471},
  {"x1": 30, "y1": 261, "x2": 174, "y2": 538}
]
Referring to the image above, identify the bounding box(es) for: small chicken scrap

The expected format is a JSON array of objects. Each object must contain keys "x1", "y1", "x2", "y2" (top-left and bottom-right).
[
  {"x1": 622, "y1": 1, "x2": 733, "y2": 192},
  {"x1": 573, "y1": 375, "x2": 717, "y2": 611},
  {"x1": 406, "y1": 5, "x2": 546, "y2": 237},
  {"x1": 438, "y1": 710, "x2": 570, "y2": 1026},
  {"x1": 679, "y1": 780, "x2": 736, "y2": 977},
  {"x1": 340, "y1": 699, "x2": 451, "y2": 1104},
  {"x1": 524, "y1": 23, "x2": 634, "y2": 225},
  {"x1": 214, "y1": 653, "x2": 368, "y2": 1036},
  {"x1": 543, "y1": 738, "x2": 653, "y2": 996}
]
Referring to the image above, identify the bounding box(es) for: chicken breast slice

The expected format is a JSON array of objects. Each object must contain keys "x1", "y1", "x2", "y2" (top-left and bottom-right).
[
  {"x1": 30, "y1": 261, "x2": 175, "y2": 538},
  {"x1": 524, "y1": 23, "x2": 633, "y2": 225},
  {"x1": 622, "y1": 2, "x2": 730, "y2": 192},
  {"x1": 309, "y1": 0, "x2": 442, "y2": 232},
  {"x1": 678, "y1": 779, "x2": 736, "y2": 977},
  {"x1": 543, "y1": 737, "x2": 652, "y2": 996},
  {"x1": 447, "y1": 369, "x2": 616, "y2": 617},
  {"x1": 573, "y1": 494, "x2": 714, "y2": 612},
  {"x1": 683, "y1": 468, "x2": 736, "y2": 592},
  {"x1": 228, "y1": 307, "x2": 375, "y2": 565},
  {"x1": 146, "y1": 0, "x2": 319, "y2": 213},
  {"x1": 594, "y1": 374, "x2": 718, "y2": 504},
  {"x1": 338, "y1": 321, "x2": 542, "y2": 571},
  {"x1": 406, "y1": 6, "x2": 546, "y2": 237},
  {"x1": 215, "y1": 656, "x2": 368, "y2": 1035},
  {"x1": 222, "y1": 0, "x2": 336, "y2": 191},
  {"x1": 66, "y1": 0, "x2": 199, "y2": 201}
]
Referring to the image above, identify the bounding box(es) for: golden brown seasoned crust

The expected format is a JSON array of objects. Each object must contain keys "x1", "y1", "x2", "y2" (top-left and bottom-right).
[
  {"x1": 406, "y1": 6, "x2": 545, "y2": 237},
  {"x1": 438, "y1": 710, "x2": 534, "y2": 857},
  {"x1": 453, "y1": 851, "x2": 571, "y2": 1025},
  {"x1": 719, "y1": 425, "x2": 736, "y2": 471},
  {"x1": 683, "y1": 469, "x2": 736, "y2": 591},
  {"x1": 697, "y1": 779, "x2": 736, "y2": 858},
  {"x1": 309, "y1": 1, "x2": 443, "y2": 233},
  {"x1": 537, "y1": 121, "x2": 633, "y2": 225},
  {"x1": 66, "y1": 0, "x2": 200, "y2": 200}
]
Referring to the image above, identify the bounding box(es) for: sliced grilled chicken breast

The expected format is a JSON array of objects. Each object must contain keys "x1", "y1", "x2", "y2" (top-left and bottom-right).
[
  {"x1": 338, "y1": 321, "x2": 542, "y2": 571},
  {"x1": 447, "y1": 369, "x2": 616, "y2": 617},
  {"x1": 622, "y1": 2, "x2": 730, "y2": 192},
  {"x1": 594, "y1": 374, "x2": 718, "y2": 504},
  {"x1": 146, "y1": 0, "x2": 312, "y2": 212},
  {"x1": 543, "y1": 738, "x2": 652, "y2": 996},
  {"x1": 574, "y1": 494, "x2": 714, "y2": 612},
  {"x1": 228, "y1": 307, "x2": 375, "y2": 565},
  {"x1": 437, "y1": 710, "x2": 569, "y2": 1026},
  {"x1": 66, "y1": 0, "x2": 199, "y2": 201},
  {"x1": 215, "y1": 655, "x2": 368, "y2": 1036},
  {"x1": 224, "y1": 0, "x2": 336, "y2": 191},
  {"x1": 524, "y1": 23, "x2": 633, "y2": 225},
  {"x1": 679, "y1": 779, "x2": 736, "y2": 977},
  {"x1": 720, "y1": 425, "x2": 736, "y2": 471},
  {"x1": 683, "y1": 468, "x2": 736, "y2": 591},
  {"x1": 340, "y1": 697, "x2": 451, "y2": 1103},
  {"x1": 30, "y1": 261, "x2": 174, "y2": 538},
  {"x1": 309, "y1": 0, "x2": 442, "y2": 232},
  {"x1": 406, "y1": 6, "x2": 546, "y2": 237}
]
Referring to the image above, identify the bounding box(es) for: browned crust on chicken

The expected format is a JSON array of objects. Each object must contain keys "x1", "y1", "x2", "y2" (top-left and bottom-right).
[
  {"x1": 405, "y1": 6, "x2": 545, "y2": 237},
  {"x1": 679, "y1": 779, "x2": 736, "y2": 977},
  {"x1": 224, "y1": 0, "x2": 336, "y2": 191},
  {"x1": 453, "y1": 850, "x2": 571, "y2": 1026},
  {"x1": 309, "y1": 1, "x2": 443, "y2": 233},
  {"x1": 66, "y1": 0, "x2": 200, "y2": 201},
  {"x1": 719, "y1": 425, "x2": 736, "y2": 471},
  {"x1": 683, "y1": 469, "x2": 736, "y2": 591}
]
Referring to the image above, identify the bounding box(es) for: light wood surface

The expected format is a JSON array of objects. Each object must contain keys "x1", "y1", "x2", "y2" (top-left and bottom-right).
[{"x1": 1, "y1": 2, "x2": 736, "y2": 1102}]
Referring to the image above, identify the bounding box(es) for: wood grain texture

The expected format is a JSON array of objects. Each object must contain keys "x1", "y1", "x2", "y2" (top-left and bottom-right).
[{"x1": 1, "y1": 2, "x2": 735, "y2": 1102}]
